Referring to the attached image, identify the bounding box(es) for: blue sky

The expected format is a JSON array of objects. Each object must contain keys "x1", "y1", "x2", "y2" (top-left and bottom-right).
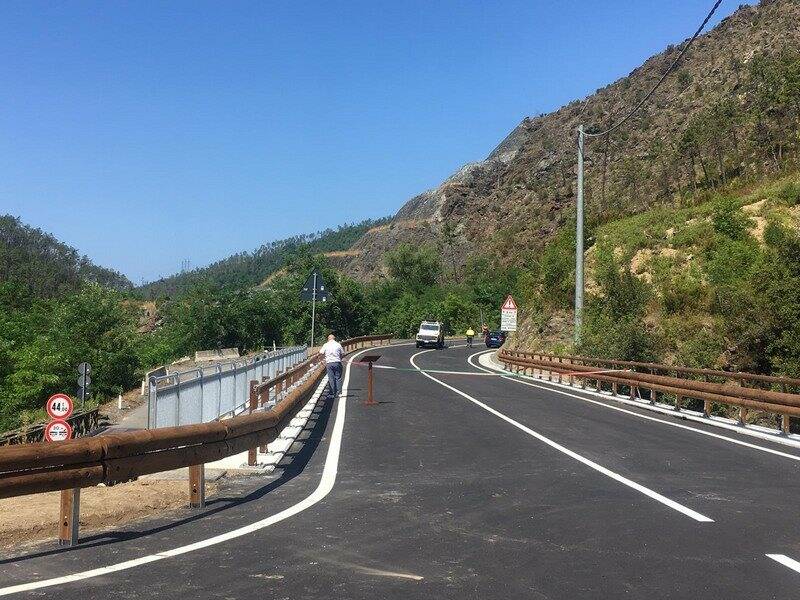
[{"x1": 0, "y1": 1, "x2": 738, "y2": 283}]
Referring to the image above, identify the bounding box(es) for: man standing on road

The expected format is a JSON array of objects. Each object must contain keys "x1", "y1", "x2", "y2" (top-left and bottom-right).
[
  {"x1": 466, "y1": 327, "x2": 475, "y2": 348},
  {"x1": 319, "y1": 333, "x2": 345, "y2": 398}
]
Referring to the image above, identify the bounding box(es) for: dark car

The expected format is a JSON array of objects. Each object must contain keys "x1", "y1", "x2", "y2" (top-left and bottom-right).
[{"x1": 485, "y1": 330, "x2": 506, "y2": 348}]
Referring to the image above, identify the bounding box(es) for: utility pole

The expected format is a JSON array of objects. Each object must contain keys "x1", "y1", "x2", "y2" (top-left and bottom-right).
[
  {"x1": 575, "y1": 124, "x2": 585, "y2": 344},
  {"x1": 310, "y1": 272, "x2": 317, "y2": 348}
]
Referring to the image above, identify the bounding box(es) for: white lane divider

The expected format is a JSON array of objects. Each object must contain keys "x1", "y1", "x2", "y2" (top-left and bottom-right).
[
  {"x1": 410, "y1": 349, "x2": 714, "y2": 523},
  {"x1": 766, "y1": 554, "x2": 800, "y2": 575},
  {"x1": 0, "y1": 348, "x2": 372, "y2": 598},
  {"x1": 466, "y1": 350, "x2": 800, "y2": 463}
]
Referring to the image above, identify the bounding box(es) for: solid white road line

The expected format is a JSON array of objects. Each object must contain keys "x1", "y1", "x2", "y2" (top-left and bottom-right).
[
  {"x1": 0, "y1": 348, "x2": 372, "y2": 598},
  {"x1": 410, "y1": 349, "x2": 714, "y2": 523},
  {"x1": 466, "y1": 350, "x2": 800, "y2": 463},
  {"x1": 766, "y1": 554, "x2": 800, "y2": 575}
]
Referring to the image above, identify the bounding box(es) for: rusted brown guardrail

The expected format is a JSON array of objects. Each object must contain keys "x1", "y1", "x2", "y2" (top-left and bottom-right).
[
  {"x1": 498, "y1": 349, "x2": 800, "y2": 435},
  {"x1": 0, "y1": 333, "x2": 392, "y2": 545},
  {"x1": 0, "y1": 335, "x2": 390, "y2": 500}
]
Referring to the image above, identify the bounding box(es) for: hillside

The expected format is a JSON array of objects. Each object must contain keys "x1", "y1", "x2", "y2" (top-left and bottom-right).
[
  {"x1": 137, "y1": 218, "x2": 389, "y2": 299},
  {"x1": 0, "y1": 215, "x2": 133, "y2": 298},
  {"x1": 340, "y1": 0, "x2": 800, "y2": 280},
  {"x1": 506, "y1": 170, "x2": 800, "y2": 374}
]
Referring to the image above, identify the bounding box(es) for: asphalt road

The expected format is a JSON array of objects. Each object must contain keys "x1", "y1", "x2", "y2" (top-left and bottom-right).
[{"x1": 2, "y1": 342, "x2": 800, "y2": 599}]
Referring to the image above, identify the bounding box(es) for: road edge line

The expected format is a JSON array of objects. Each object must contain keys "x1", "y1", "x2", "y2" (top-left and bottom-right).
[{"x1": 0, "y1": 346, "x2": 377, "y2": 597}]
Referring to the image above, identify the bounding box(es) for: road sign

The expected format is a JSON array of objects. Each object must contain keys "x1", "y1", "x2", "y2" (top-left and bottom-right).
[
  {"x1": 300, "y1": 270, "x2": 328, "y2": 302},
  {"x1": 500, "y1": 295, "x2": 518, "y2": 332},
  {"x1": 77, "y1": 374, "x2": 91, "y2": 388},
  {"x1": 44, "y1": 419, "x2": 73, "y2": 442},
  {"x1": 77, "y1": 362, "x2": 91, "y2": 376},
  {"x1": 46, "y1": 393, "x2": 74, "y2": 420},
  {"x1": 300, "y1": 270, "x2": 330, "y2": 347}
]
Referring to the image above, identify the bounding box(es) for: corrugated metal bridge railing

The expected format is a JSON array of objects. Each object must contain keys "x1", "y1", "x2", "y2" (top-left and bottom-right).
[{"x1": 147, "y1": 346, "x2": 307, "y2": 429}]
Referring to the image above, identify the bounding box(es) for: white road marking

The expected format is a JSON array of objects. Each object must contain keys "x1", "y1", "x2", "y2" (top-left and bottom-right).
[
  {"x1": 466, "y1": 350, "x2": 800, "y2": 463},
  {"x1": 410, "y1": 349, "x2": 714, "y2": 523},
  {"x1": 766, "y1": 554, "x2": 800, "y2": 574},
  {"x1": 0, "y1": 348, "x2": 373, "y2": 597}
]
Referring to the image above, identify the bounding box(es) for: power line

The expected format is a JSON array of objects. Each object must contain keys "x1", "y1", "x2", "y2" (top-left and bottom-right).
[{"x1": 583, "y1": 0, "x2": 724, "y2": 139}]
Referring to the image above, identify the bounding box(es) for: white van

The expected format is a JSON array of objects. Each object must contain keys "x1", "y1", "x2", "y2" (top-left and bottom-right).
[{"x1": 416, "y1": 321, "x2": 445, "y2": 349}]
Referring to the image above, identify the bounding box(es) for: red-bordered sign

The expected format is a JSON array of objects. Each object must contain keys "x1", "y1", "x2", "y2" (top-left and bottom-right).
[
  {"x1": 501, "y1": 295, "x2": 518, "y2": 311},
  {"x1": 46, "y1": 393, "x2": 74, "y2": 420},
  {"x1": 44, "y1": 419, "x2": 73, "y2": 442}
]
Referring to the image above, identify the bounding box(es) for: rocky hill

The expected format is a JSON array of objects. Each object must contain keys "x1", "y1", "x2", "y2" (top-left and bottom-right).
[{"x1": 339, "y1": 0, "x2": 800, "y2": 280}]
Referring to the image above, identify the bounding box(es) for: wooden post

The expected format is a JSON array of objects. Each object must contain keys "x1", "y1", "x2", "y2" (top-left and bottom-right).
[
  {"x1": 260, "y1": 382, "x2": 272, "y2": 453},
  {"x1": 612, "y1": 382, "x2": 618, "y2": 396},
  {"x1": 650, "y1": 389, "x2": 657, "y2": 405},
  {"x1": 596, "y1": 379, "x2": 601, "y2": 393},
  {"x1": 782, "y1": 414, "x2": 791, "y2": 435},
  {"x1": 189, "y1": 464, "x2": 205, "y2": 508},
  {"x1": 58, "y1": 488, "x2": 80, "y2": 546},
  {"x1": 703, "y1": 400, "x2": 711, "y2": 418},
  {"x1": 675, "y1": 395, "x2": 682, "y2": 412},
  {"x1": 739, "y1": 406, "x2": 748, "y2": 426},
  {"x1": 366, "y1": 362, "x2": 376, "y2": 406},
  {"x1": 248, "y1": 380, "x2": 258, "y2": 466}
]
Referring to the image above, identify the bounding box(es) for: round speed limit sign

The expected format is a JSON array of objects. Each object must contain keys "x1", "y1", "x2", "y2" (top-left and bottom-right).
[
  {"x1": 44, "y1": 419, "x2": 73, "y2": 442},
  {"x1": 46, "y1": 393, "x2": 74, "y2": 420}
]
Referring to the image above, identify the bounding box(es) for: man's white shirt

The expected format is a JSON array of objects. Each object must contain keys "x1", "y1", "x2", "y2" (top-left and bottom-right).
[{"x1": 319, "y1": 340, "x2": 344, "y2": 364}]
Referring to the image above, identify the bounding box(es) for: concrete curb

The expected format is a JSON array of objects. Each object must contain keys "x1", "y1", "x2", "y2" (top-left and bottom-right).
[{"x1": 206, "y1": 375, "x2": 330, "y2": 473}]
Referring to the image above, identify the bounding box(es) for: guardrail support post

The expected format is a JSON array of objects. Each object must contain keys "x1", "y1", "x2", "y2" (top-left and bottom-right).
[
  {"x1": 612, "y1": 382, "x2": 618, "y2": 396},
  {"x1": 675, "y1": 395, "x2": 682, "y2": 412},
  {"x1": 738, "y1": 406, "x2": 747, "y2": 426},
  {"x1": 260, "y1": 383, "x2": 271, "y2": 453},
  {"x1": 189, "y1": 464, "x2": 205, "y2": 508},
  {"x1": 58, "y1": 488, "x2": 80, "y2": 546},
  {"x1": 248, "y1": 380, "x2": 258, "y2": 466},
  {"x1": 703, "y1": 400, "x2": 711, "y2": 417},
  {"x1": 782, "y1": 414, "x2": 790, "y2": 435},
  {"x1": 650, "y1": 388, "x2": 657, "y2": 405}
]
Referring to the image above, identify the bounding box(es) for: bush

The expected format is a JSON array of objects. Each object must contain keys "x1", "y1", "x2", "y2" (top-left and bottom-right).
[
  {"x1": 776, "y1": 181, "x2": 800, "y2": 206},
  {"x1": 711, "y1": 196, "x2": 752, "y2": 240}
]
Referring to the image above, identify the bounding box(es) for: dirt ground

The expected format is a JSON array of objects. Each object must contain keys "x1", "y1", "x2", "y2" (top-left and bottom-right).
[{"x1": 0, "y1": 478, "x2": 217, "y2": 549}]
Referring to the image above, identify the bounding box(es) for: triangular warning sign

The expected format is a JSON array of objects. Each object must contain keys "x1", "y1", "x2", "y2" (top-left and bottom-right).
[{"x1": 502, "y1": 295, "x2": 517, "y2": 310}]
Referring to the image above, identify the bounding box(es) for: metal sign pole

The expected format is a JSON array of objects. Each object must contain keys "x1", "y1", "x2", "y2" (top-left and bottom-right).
[
  {"x1": 575, "y1": 124, "x2": 585, "y2": 344},
  {"x1": 310, "y1": 272, "x2": 317, "y2": 348}
]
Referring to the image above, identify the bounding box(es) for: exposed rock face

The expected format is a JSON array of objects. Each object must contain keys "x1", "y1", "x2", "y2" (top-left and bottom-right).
[{"x1": 340, "y1": 0, "x2": 800, "y2": 280}]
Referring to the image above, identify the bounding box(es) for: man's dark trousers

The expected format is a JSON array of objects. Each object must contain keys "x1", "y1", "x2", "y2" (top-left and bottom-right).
[{"x1": 326, "y1": 362, "x2": 343, "y2": 397}]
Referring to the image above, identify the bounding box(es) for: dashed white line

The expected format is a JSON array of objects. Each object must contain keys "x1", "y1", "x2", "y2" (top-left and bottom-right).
[
  {"x1": 766, "y1": 554, "x2": 800, "y2": 574},
  {"x1": 410, "y1": 349, "x2": 714, "y2": 523}
]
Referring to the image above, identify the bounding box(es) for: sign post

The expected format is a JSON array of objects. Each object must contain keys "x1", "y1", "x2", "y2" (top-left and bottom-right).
[
  {"x1": 45, "y1": 393, "x2": 80, "y2": 546},
  {"x1": 501, "y1": 295, "x2": 518, "y2": 332},
  {"x1": 300, "y1": 270, "x2": 329, "y2": 348},
  {"x1": 77, "y1": 362, "x2": 91, "y2": 410},
  {"x1": 358, "y1": 355, "x2": 381, "y2": 406}
]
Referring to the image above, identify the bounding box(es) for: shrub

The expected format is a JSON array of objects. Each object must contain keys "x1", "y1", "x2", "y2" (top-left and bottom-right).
[{"x1": 711, "y1": 196, "x2": 752, "y2": 240}]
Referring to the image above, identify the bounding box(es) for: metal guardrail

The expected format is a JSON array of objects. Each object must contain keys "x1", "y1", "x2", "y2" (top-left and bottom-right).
[
  {"x1": 147, "y1": 346, "x2": 307, "y2": 429},
  {"x1": 498, "y1": 349, "x2": 800, "y2": 434},
  {"x1": 0, "y1": 335, "x2": 392, "y2": 503}
]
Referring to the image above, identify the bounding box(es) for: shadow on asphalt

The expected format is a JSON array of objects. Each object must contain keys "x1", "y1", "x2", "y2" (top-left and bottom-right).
[{"x1": 0, "y1": 388, "x2": 336, "y2": 566}]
